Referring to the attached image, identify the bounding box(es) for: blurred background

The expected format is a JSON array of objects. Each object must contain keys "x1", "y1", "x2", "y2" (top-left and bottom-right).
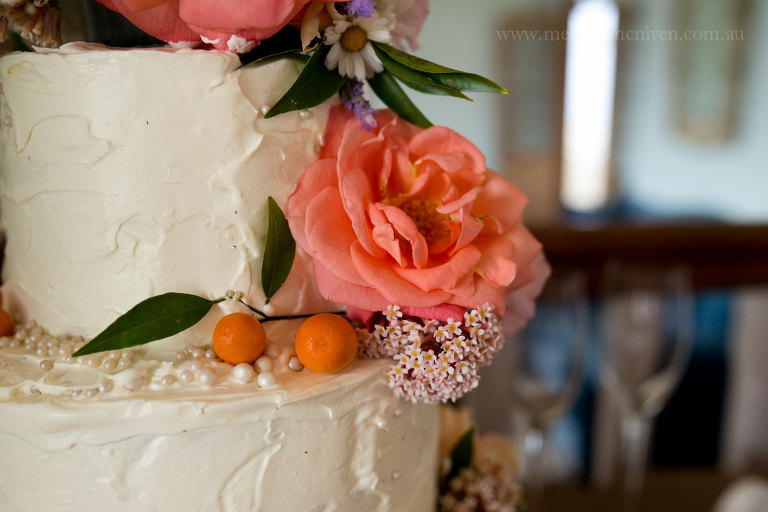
[
  {"x1": 410, "y1": 0, "x2": 768, "y2": 511},
  {"x1": 2, "y1": 0, "x2": 767, "y2": 510}
]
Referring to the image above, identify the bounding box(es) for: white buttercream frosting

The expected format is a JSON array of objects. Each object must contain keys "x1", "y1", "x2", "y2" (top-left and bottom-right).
[
  {"x1": 0, "y1": 45, "x2": 440, "y2": 512},
  {"x1": 0, "y1": 43, "x2": 338, "y2": 338},
  {"x1": 0, "y1": 319, "x2": 439, "y2": 512}
]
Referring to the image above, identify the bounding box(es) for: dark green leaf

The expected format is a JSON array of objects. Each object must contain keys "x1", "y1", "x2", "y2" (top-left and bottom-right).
[
  {"x1": 265, "y1": 45, "x2": 348, "y2": 118},
  {"x1": 446, "y1": 428, "x2": 475, "y2": 482},
  {"x1": 372, "y1": 42, "x2": 508, "y2": 95},
  {"x1": 368, "y1": 70, "x2": 432, "y2": 129},
  {"x1": 72, "y1": 294, "x2": 224, "y2": 357},
  {"x1": 261, "y1": 197, "x2": 296, "y2": 304},
  {"x1": 371, "y1": 44, "x2": 472, "y2": 101}
]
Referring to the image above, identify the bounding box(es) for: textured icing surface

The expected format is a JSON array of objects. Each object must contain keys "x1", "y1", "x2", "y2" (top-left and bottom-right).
[
  {"x1": 0, "y1": 43, "x2": 338, "y2": 338},
  {"x1": 0, "y1": 319, "x2": 439, "y2": 512}
]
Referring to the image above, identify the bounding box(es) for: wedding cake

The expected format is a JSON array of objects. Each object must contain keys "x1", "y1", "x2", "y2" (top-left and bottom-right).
[{"x1": 0, "y1": 1, "x2": 547, "y2": 511}]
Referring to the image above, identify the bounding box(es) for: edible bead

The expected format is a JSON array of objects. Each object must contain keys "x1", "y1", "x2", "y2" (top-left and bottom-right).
[
  {"x1": 86, "y1": 356, "x2": 100, "y2": 368},
  {"x1": 197, "y1": 367, "x2": 218, "y2": 386},
  {"x1": 298, "y1": 109, "x2": 310, "y2": 120},
  {"x1": 65, "y1": 355, "x2": 76, "y2": 364},
  {"x1": 205, "y1": 349, "x2": 217, "y2": 359},
  {"x1": 124, "y1": 377, "x2": 145, "y2": 391},
  {"x1": 160, "y1": 375, "x2": 175, "y2": 386},
  {"x1": 118, "y1": 357, "x2": 132, "y2": 369},
  {"x1": 108, "y1": 350, "x2": 121, "y2": 360},
  {"x1": 39, "y1": 360, "x2": 53, "y2": 371},
  {"x1": 393, "y1": 409, "x2": 404, "y2": 418},
  {"x1": 264, "y1": 342, "x2": 282, "y2": 359},
  {"x1": 189, "y1": 360, "x2": 203, "y2": 372},
  {"x1": 121, "y1": 349, "x2": 133, "y2": 359},
  {"x1": 255, "y1": 355, "x2": 274, "y2": 373},
  {"x1": 392, "y1": 470, "x2": 402, "y2": 480},
  {"x1": 232, "y1": 363, "x2": 256, "y2": 383},
  {"x1": 179, "y1": 370, "x2": 194, "y2": 383},
  {"x1": 103, "y1": 358, "x2": 118, "y2": 370},
  {"x1": 288, "y1": 356, "x2": 304, "y2": 372},
  {"x1": 191, "y1": 348, "x2": 205, "y2": 359},
  {"x1": 257, "y1": 371, "x2": 277, "y2": 388},
  {"x1": 98, "y1": 381, "x2": 113, "y2": 393},
  {"x1": 175, "y1": 351, "x2": 188, "y2": 363},
  {"x1": 86, "y1": 387, "x2": 99, "y2": 398}
]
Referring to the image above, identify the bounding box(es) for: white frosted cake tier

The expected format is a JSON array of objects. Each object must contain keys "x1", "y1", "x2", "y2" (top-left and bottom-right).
[
  {"x1": 0, "y1": 319, "x2": 439, "y2": 512},
  {"x1": 0, "y1": 43, "x2": 339, "y2": 337}
]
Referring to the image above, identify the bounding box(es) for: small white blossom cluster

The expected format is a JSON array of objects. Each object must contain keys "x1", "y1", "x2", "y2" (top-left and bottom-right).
[
  {"x1": 356, "y1": 304, "x2": 503, "y2": 404},
  {"x1": 439, "y1": 459, "x2": 521, "y2": 512}
]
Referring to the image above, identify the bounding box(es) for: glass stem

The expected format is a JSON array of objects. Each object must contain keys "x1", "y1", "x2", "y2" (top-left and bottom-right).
[
  {"x1": 524, "y1": 426, "x2": 547, "y2": 511},
  {"x1": 621, "y1": 414, "x2": 651, "y2": 512}
]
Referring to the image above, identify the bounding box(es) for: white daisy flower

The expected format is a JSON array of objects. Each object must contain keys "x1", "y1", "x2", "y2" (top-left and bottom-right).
[{"x1": 324, "y1": 12, "x2": 393, "y2": 81}]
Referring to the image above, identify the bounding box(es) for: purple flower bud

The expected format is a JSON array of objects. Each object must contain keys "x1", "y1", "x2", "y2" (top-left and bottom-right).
[{"x1": 345, "y1": 0, "x2": 377, "y2": 18}]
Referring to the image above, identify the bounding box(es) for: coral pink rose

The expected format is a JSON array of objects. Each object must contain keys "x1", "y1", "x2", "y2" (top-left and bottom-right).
[
  {"x1": 286, "y1": 106, "x2": 547, "y2": 317},
  {"x1": 96, "y1": 0, "x2": 335, "y2": 52}
]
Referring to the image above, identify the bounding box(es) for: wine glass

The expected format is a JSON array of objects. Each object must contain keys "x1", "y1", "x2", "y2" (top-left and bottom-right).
[
  {"x1": 503, "y1": 271, "x2": 589, "y2": 509},
  {"x1": 599, "y1": 263, "x2": 695, "y2": 511}
]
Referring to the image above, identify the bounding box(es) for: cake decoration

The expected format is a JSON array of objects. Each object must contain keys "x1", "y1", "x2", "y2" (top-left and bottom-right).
[
  {"x1": 211, "y1": 313, "x2": 267, "y2": 364},
  {"x1": 294, "y1": 312, "x2": 358, "y2": 374}
]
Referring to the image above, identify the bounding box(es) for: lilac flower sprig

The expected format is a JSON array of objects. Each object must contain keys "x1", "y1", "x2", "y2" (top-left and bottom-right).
[
  {"x1": 345, "y1": 0, "x2": 377, "y2": 18},
  {"x1": 356, "y1": 304, "x2": 504, "y2": 404},
  {"x1": 340, "y1": 79, "x2": 378, "y2": 131}
]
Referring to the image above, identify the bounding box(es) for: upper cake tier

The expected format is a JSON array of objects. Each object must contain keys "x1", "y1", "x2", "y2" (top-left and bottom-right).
[{"x1": 0, "y1": 43, "x2": 338, "y2": 337}]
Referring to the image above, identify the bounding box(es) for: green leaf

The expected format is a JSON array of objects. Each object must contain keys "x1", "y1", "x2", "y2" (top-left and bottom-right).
[
  {"x1": 446, "y1": 428, "x2": 475, "y2": 483},
  {"x1": 72, "y1": 294, "x2": 224, "y2": 357},
  {"x1": 371, "y1": 44, "x2": 472, "y2": 101},
  {"x1": 265, "y1": 45, "x2": 348, "y2": 118},
  {"x1": 261, "y1": 197, "x2": 296, "y2": 304},
  {"x1": 368, "y1": 70, "x2": 432, "y2": 129},
  {"x1": 372, "y1": 42, "x2": 508, "y2": 95}
]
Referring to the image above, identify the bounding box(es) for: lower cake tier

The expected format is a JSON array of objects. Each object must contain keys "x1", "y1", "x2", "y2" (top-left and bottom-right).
[{"x1": 0, "y1": 319, "x2": 439, "y2": 512}]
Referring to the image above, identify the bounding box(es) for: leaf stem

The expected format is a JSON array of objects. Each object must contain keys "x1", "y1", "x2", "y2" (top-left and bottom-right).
[{"x1": 230, "y1": 296, "x2": 344, "y2": 323}]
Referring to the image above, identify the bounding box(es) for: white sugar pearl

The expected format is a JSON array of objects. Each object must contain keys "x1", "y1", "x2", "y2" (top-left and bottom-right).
[
  {"x1": 108, "y1": 350, "x2": 121, "y2": 360},
  {"x1": 47, "y1": 348, "x2": 58, "y2": 357},
  {"x1": 86, "y1": 356, "x2": 100, "y2": 368},
  {"x1": 46, "y1": 338, "x2": 58, "y2": 347},
  {"x1": 161, "y1": 375, "x2": 175, "y2": 386},
  {"x1": 118, "y1": 357, "x2": 132, "y2": 369},
  {"x1": 261, "y1": 104, "x2": 270, "y2": 115},
  {"x1": 65, "y1": 355, "x2": 76, "y2": 364},
  {"x1": 314, "y1": 143, "x2": 322, "y2": 154},
  {"x1": 24, "y1": 342, "x2": 35, "y2": 352},
  {"x1": 0, "y1": 337, "x2": 9, "y2": 348},
  {"x1": 191, "y1": 348, "x2": 205, "y2": 359},
  {"x1": 103, "y1": 358, "x2": 118, "y2": 370},
  {"x1": 9, "y1": 340, "x2": 19, "y2": 349},
  {"x1": 254, "y1": 355, "x2": 274, "y2": 373},
  {"x1": 257, "y1": 371, "x2": 277, "y2": 388},
  {"x1": 30, "y1": 386, "x2": 40, "y2": 395},
  {"x1": 205, "y1": 349, "x2": 217, "y2": 359},
  {"x1": 288, "y1": 356, "x2": 304, "y2": 372},
  {"x1": 14, "y1": 330, "x2": 27, "y2": 340},
  {"x1": 392, "y1": 470, "x2": 402, "y2": 480},
  {"x1": 77, "y1": 356, "x2": 86, "y2": 366},
  {"x1": 36, "y1": 347, "x2": 47, "y2": 357},
  {"x1": 59, "y1": 345, "x2": 72, "y2": 356},
  {"x1": 393, "y1": 409, "x2": 404, "y2": 418},
  {"x1": 189, "y1": 360, "x2": 203, "y2": 372},
  {"x1": 70, "y1": 389, "x2": 82, "y2": 398},
  {"x1": 198, "y1": 367, "x2": 218, "y2": 386},
  {"x1": 74, "y1": 341, "x2": 85, "y2": 351},
  {"x1": 28, "y1": 333, "x2": 40, "y2": 343},
  {"x1": 86, "y1": 387, "x2": 99, "y2": 398},
  {"x1": 121, "y1": 349, "x2": 133, "y2": 359},
  {"x1": 24, "y1": 320, "x2": 37, "y2": 330},
  {"x1": 264, "y1": 342, "x2": 281, "y2": 359},
  {"x1": 232, "y1": 363, "x2": 256, "y2": 383},
  {"x1": 175, "y1": 351, "x2": 188, "y2": 363},
  {"x1": 98, "y1": 381, "x2": 113, "y2": 393},
  {"x1": 179, "y1": 370, "x2": 194, "y2": 383},
  {"x1": 375, "y1": 416, "x2": 388, "y2": 429},
  {"x1": 39, "y1": 360, "x2": 53, "y2": 371},
  {"x1": 298, "y1": 109, "x2": 310, "y2": 120}
]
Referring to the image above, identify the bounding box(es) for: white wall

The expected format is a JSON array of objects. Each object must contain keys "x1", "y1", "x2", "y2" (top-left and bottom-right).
[
  {"x1": 412, "y1": 0, "x2": 768, "y2": 222},
  {"x1": 618, "y1": 0, "x2": 768, "y2": 222}
]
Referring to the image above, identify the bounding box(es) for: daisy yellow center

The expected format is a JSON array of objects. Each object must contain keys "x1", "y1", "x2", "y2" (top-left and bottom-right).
[
  {"x1": 340, "y1": 25, "x2": 368, "y2": 52},
  {"x1": 398, "y1": 198, "x2": 448, "y2": 244}
]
